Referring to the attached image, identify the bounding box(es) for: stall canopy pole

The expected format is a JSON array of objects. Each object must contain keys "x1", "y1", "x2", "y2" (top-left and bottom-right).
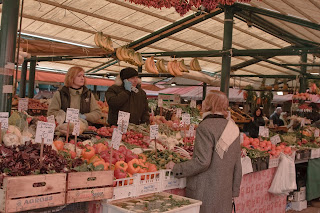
[
  {"x1": 0, "y1": 0, "x2": 20, "y2": 112},
  {"x1": 28, "y1": 60, "x2": 36, "y2": 98},
  {"x1": 299, "y1": 53, "x2": 308, "y2": 93},
  {"x1": 202, "y1": 83, "x2": 207, "y2": 100},
  {"x1": 220, "y1": 6, "x2": 234, "y2": 97},
  {"x1": 19, "y1": 61, "x2": 28, "y2": 98}
]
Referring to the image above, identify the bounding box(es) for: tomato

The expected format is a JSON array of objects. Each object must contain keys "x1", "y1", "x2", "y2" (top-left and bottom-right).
[
  {"x1": 81, "y1": 146, "x2": 95, "y2": 160},
  {"x1": 53, "y1": 140, "x2": 64, "y2": 151}
]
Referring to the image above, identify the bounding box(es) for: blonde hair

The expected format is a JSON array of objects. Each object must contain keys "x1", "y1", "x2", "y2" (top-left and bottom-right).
[
  {"x1": 64, "y1": 66, "x2": 86, "y2": 87},
  {"x1": 202, "y1": 90, "x2": 229, "y2": 118}
]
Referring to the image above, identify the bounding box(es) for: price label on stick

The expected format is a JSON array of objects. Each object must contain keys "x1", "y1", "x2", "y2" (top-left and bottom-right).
[
  {"x1": 176, "y1": 108, "x2": 182, "y2": 118},
  {"x1": 66, "y1": 108, "x2": 79, "y2": 122},
  {"x1": 270, "y1": 134, "x2": 281, "y2": 145},
  {"x1": 72, "y1": 119, "x2": 80, "y2": 136},
  {"x1": 35, "y1": 121, "x2": 55, "y2": 145},
  {"x1": 315, "y1": 129, "x2": 319, "y2": 138},
  {"x1": 158, "y1": 99, "x2": 163, "y2": 107},
  {"x1": 117, "y1": 111, "x2": 130, "y2": 133},
  {"x1": 190, "y1": 100, "x2": 196, "y2": 108},
  {"x1": 47, "y1": 115, "x2": 55, "y2": 124},
  {"x1": 150, "y1": 124, "x2": 159, "y2": 140},
  {"x1": 259, "y1": 126, "x2": 269, "y2": 138},
  {"x1": 187, "y1": 124, "x2": 195, "y2": 137},
  {"x1": 18, "y1": 98, "x2": 28, "y2": 112},
  {"x1": 0, "y1": 112, "x2": 9, "y2": 129},
  {"x1": 181, "y1": 113, "x2": 191, "y2": 126},
  {"x1": 110, "y1": 128, "x2": 122, "y2": 150}
]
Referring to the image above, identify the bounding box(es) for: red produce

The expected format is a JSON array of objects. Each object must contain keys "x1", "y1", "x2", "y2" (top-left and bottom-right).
[{"x1": 114, "y1": 168, "x2": 127, "y2": 179}]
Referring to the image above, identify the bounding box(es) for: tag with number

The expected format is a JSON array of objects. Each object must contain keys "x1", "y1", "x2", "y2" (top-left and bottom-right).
[
  {"x1": 190, "y1": 100, "x2": 196, "y2": 108},
  {"x1": 47, "y1": 115, "x2": 55, "y2": 124},
  {"x1": 0, "y1": 112, "x2": 9, "y2": 129},
  {"x1": 18, "y1": 98, "x2": 29, "y2": 112},
  {"x1": 72, "y1": 120, "x2": 80, "y2": 136},
  {"x1": 181, "y1": 113, "x2": 191, "y2": 126},
  {"x1": 270, "y1": 134, "x2": 281, "y2": 145},
  {"x1": 188, "y1": 124, "x2": 195, "y2": 137},
  {"x1": 315, "y1": 129, "x2": 319, "y2": 138},
  {"x1": 176, "y1": 108, "x2": 182, "y2": 118},
  {"x1": 150, "y1": 125, "x2": 159, "y2": 140},
  {"x1": 66, "y1": 108, "x2": 79, "y2": 122},
  {"x1": 110, "y1": 128, "x2": 122, "y2": 150},
  {"x1": 117, "y1": 111, "x2": 130, "y2": 133},
  {"x1": 259, "y1": 126, "x2": 269, "y2": 138},
  {"x1": 35, "y1": 121, "x2": 55, "y2": 144},
  {"x1": 158, "y1": 99, "x2": 163, "y2": 107}
]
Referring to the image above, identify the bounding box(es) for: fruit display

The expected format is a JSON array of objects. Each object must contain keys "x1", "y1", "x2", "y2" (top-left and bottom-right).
[
  {"x1": 145, "y1": 150, "x2": 188, "y2": 170},
  {"x1": 97, "y1": 100, "x2": 109, "y2": 115},
  {"x1": 189, "y1": 58, "x2": 201, "y2": 71},
  {"x1": 293, "y1": 93, "x2": 312, "y2": 101},
  {"x1": 11, "y1": 98, "x2": 49, "y2": 110},
  {"x1": 94, "y1": 32, "x2": 114, "y2": 52},
  {"x1": 116, "y1": 46, "x2": 144, "y2": 66}
]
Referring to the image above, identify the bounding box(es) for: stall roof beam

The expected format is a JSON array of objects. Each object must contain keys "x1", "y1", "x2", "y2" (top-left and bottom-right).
[
  {"x1": 233, "y1": 3, "x2": 320, "y2": 32},
  {"x1": 230, "y1": 74, "x2": 320, "y2": 79},
  {"x1": 129, "y1": 9, "x2": 223, "y2": 50},
  {"x1": 141, "y1": 47, "x2": 320, "y2": 58},
  {"x1": 26, "y1": 56, "x2": 107, "y2": 62}
]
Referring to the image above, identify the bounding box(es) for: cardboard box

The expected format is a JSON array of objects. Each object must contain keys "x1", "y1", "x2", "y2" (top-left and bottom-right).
[{"x1": 291, "y1": 200, "x2": 307, "y2": 211}]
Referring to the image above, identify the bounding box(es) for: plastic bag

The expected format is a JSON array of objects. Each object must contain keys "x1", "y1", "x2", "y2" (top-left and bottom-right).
[
  {"x1": 268, "y1": 153, "x2": 297, "y2": 195},
  {"x1": 241, "y1": 156, "x2": 253, "y2": 175}
]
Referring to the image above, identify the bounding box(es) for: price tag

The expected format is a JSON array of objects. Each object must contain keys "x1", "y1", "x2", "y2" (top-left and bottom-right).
[
  {"x1": 181, "y1": 113, "x2": 191, "y2": 125},
  {"x1": 47, "y1": 115, "x2": 55, "y2": 124},
  {"x1": 268, "y1": 157, "x2": 280, "y2": 168},
  {"x1": 270, "y1": 134, "x2": 281, "y2": 145},
  {"x1": 72, "y1": 120, "x2": 80, "y2": 136},
  {"x1": 117, "y1": 111, "x2": 130, "y2": 133},
  {"x1": 315, "y1": 129, "x2": 319, "y2": 138},
  {"x1": 18, "y1": 98, "x2": 28, "y2": 112},
  {"x1": 0, "y1": 112, "x2": 9, "y2": 129},
  {"x1": 259, "y1": 126, "x2": 269, "y2": 138},
  {"x1": 66, "y1": 108, "x2": 79, "y2": 122},
  {"x1": 150, "y1": 124, "x2": 159, "y2": 140},
  {"x1": 311, "y1": 149, "x2": 318, "y2": 159},
  {"x1": 187, "y1": 124, "x2": 195, "y2": 137},
  {"x1": 190, "y1": 100, "x2": 196, "y2": 108},
  {"x1": 110, "y1": 128, "x2": 122, "y2": 150},
  {"x1": 176, "y1": 108, "x2": 182, "y2": 118},
  {"x1": 158, "y1": 99, "x2": 163, "y2": 107},
  {"x1": 35, "y1": 121, "x2": 55, "y2": 144}
]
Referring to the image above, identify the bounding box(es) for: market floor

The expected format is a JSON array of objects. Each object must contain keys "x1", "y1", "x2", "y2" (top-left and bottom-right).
[{"x1": 288, "y1": 207, "x2": 320, "y2": 213}]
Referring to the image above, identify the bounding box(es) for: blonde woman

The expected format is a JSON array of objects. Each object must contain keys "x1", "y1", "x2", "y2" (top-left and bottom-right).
[
  {"x1": 48, "y1": 66, "x2": 102, "y2": 125},
  {"x1": 167, "y1": 90, "x2": 242, "y2": 213}
]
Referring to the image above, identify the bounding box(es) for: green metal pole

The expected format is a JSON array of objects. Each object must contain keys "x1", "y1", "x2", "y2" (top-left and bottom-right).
[
  {"x1": 138, "y1": 66, "x2": 142, "y2": 73},
  {"x1": 299, "y1": 53, "x2": 308, "y2": 93},
  {"x1": 0, "y1": 0, "x2": 20, "y2": 112},
  {"x1": 202, "y1": 83, "x2": 207, "y2": 100},
  {"x1": 220, "y1": 6, "x2": 234, "y2": 97},
  {"x1": 19, "y1": 61, "x2": 28, "y2": 98},
  {"x1": 28, "y1": 60, "x2": 36, "y2": 98}
]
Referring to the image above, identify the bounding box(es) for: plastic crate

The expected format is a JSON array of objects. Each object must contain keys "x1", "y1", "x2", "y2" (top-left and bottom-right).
[
  {"x1": 134, "y1": 171, "x2": 162, "y2": 197},
  {"x1": 111, "y1": 177, "x2": 136, "y2": 200},
  {"x1": 102, "y1": 192, "x2": 202, "y2": 213},
  {"x1": 161, "y1": 170, "x2": 186, "y2": 191}
]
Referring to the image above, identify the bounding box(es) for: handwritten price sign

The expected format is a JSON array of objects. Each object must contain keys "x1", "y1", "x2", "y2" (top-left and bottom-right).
[
  {"x1": 158, "y1": 99, "x2": 163, "y2": 107},
  {"x1": 66, "y1": 108, "x2": 79, "y2": 122},
  {"x1": 0, "y1": 112, "x2": 9, "y2": 129},
  {"x1": 72, "y1": 119, "x2": 80, "y2": 136},
  {"x1": 176, "y1": 108, "x2": 182, "y2": 118},
  {"x1": 117, "y1": 111, "x2": 130, "y2": 133},
  {"x1": 270, "y1": 134, "x2": 281, "y2": 145},
  {"x1": 47, "y1": 115, "x2": 55, "y2": 124},
  {"x1": 181, "y1": 113, "x2": 191, "y2": 126},
  {"x1": 110, "y1": 128, "x2": 122, "y2": 150},
  {"x1": 190, "y1": 100, "x2": 196, "y2": 108},
  {"x1": 35, "y1": 121, "x2": 55, "y2": 144},
  {"x1": 150, "y1": 125, "x2": 159, "y2": 140},
  {"x1": 259, "y1": 126, "x2": 269, "y2": 138},
  {"x1": 18, "y1": 98, "x2": 28, "y2": 112}
]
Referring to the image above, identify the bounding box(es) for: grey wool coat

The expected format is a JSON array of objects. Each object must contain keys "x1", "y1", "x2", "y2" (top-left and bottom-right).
[{"x1": 172, "y1": 114, "x2": 242, "y2": 213}]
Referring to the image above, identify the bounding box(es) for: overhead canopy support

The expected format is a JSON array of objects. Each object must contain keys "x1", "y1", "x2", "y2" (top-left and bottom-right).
[
  {"x1": 28, "y1": 60, "x2": 36, "y2": 98},
  {"x1": 299, "y1": 53, "x2": 308, "y2": 93},
  {"x1": 19, "y1": 61, "x2": 28, "y2": 98},
  {"x1": 233, "y1": 3, "x2": 320, "y2": 32},
  {"x1": 141, "y1": 47, "x2": 320, "y2": 58}
]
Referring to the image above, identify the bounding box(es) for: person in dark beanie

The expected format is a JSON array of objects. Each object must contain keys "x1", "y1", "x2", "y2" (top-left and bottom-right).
[{"x1": 105, "y1": 67, "x2": 150, "y2": 126}]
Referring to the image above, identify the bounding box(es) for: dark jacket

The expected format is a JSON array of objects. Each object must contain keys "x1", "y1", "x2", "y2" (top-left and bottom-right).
[
  {"x1": 249, "y1": 116, "x2": 265, "y2": 138},
  {"x1": 270, "y1": 112, "x2": 284, "y2": 126},
  {"x1": 105, "y1": 80, "x2": 150, "y2": 126},
  {"x1": 60, "y1": 86, "x2": 91, "y2": 114}
]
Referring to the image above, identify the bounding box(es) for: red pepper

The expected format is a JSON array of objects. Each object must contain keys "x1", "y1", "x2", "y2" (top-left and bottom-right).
[
  {"x1": 114, "y1": 168, "x2": 127, "y2": 179},
  {"x1": 114, "y1": 152, "x2": 126, "y2": 162},
  {"x1": 126, "y1": 153, "x2": 138, "y2": 163},
  {"x1": 127, "y1": 159, "x2": 141, "y2": 174},
  {"x1": 138, "y1": 154, "x2": 147, "y2": 162},
  {"x1": 115, "y1": 161, "x2": 128, "y2": 171},
  {"x1": 118, "y1": 145, "x2": 127, "y2": 154}
]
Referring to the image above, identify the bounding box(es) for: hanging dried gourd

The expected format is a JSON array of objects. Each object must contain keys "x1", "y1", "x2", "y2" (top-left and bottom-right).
[
  {"x1": 260, "y1": 78, "x2": 266, "y2": 90},
  {"x1": 283, "y1": 79, "x2": 288, "y2": 91},
  {"x1": 274, "y1": 78, "x2": 279, "y2": 91}
]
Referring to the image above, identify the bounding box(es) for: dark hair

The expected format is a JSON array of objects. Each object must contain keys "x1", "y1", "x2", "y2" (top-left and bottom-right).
[{"x1": 253, "y1": 108, "x2": 262, "y2": 118}]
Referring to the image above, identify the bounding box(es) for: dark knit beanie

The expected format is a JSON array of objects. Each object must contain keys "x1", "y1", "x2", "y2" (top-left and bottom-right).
[{"x1": 120, "y1": 67, "x2": 138, "y2": 81}]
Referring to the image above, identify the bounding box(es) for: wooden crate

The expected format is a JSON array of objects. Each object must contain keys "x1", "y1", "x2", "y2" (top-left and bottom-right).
[
  {"x1": 0, "y1": 173, "x2": 66, "y2": 213},
  {"x1": 66, "y1": 171, "x2": 113, "y2": 204}
]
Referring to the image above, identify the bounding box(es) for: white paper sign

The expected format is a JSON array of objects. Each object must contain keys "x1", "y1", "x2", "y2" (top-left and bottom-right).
[
  {"x1": 315, "y1": 129, "x2": 319, "y2": 138},
  {"x1": 35, "y1": 121, "x2": 55, "y2": 144},
  {"x1": 311, "y1": 149, "x2": 318, "y2": 159},
  {"x1": 158, "y1": 99, "x2": 163, "y2": 107},
  {"x1": 181, "y1": 113, "x2": 191, "y2": 126},
  {"x1": 110, "y1": 128, "x2": 122, "y2": 150},
  {"x1": 66, "y1": 108, "x2": 79, "y2": 122},
  {"x1": 190, "y1": 100, "x2": 196, "y2": 108},
  {"x1": 117, "y1": 111, "x2": 130, "y2": 133},
  {"x1": 18, "y1": 98, "x2": 28, "y2": 111},
  {"x1": 72, "y1": 120, "x2": 80, "y2": 136},
  {"x1": 0, "y1": 112, "x2": 9, "y2": 129},
  {"x1": 47, "y1": 115, "x2": 55, "y2": 124},
  {"x1": 270, "y1": 134, "x2": 281, "y2": 145},
  {"x1": 259, "y1": 126, "x2": 269, "y2": 138},
  {"x1": 2, "y1": 85, "x2": 12, "y2": 94},
  {"x1": 176, "y1": 108, "x2": 182, "y2": 118},
  {"x1": 187, "y1": 124, "x2": 195, "y2": 137},
  {"x1": 268, "y1": 157, "x2": 280, "y2": 168},
  {"x1": 150, "y1": 124, "x2": 159, "y2": 140}
]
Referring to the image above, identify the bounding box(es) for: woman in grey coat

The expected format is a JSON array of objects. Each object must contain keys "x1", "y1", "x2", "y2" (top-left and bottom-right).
[{"x1": 168, "y1": 90, "x2": 242, "y2": 213}]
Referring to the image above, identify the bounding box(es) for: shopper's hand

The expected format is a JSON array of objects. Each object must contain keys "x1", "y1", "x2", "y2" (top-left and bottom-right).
[
  {"x1": 123, "y1": 80, "x2": 132, "y2": 92},
  {"x1": 79, "y1": 114, "x2": 86, "y2": 120},
  {"x1": 165, "y1": 161, "x2": 175, "y2": 170}
]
